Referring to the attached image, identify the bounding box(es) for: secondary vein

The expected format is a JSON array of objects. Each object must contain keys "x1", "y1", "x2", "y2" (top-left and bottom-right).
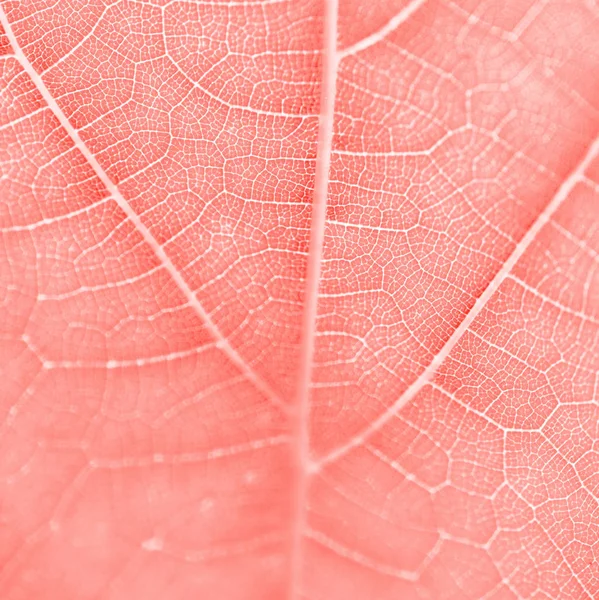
[{"x1": 338, "y1": 0, "x2": 428, "y2": 59}]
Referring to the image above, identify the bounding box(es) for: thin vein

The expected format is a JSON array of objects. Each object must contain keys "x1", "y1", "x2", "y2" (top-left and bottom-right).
[
  {"x1": 338, "y1": 0, "x2": 428, "y2": 59},
  {"x1": 306, "y1": 528, "x2": 417, "y2": 580},
  {"x1": 509, "y1": 273, "x2": 599, "y2": 326},
  {"x1": 0, "y1": 7, "x2": 283, "y2": 408},
  {"x1": 288, "y1": 0, "x2": 339, "y2": 597},
  {"x1": 316, "y1": 131, "x2": 599, "y2": 470}
]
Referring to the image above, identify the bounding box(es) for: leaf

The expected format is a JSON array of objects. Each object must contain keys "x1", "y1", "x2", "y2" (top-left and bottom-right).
[{"x1": 0, "y1": 0, "x2": 598, "y2": 598}]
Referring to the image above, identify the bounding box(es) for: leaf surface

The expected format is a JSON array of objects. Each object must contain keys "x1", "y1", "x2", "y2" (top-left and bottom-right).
[{"x1": 1, "y1": 0, "x2": 599, "y2": 598}]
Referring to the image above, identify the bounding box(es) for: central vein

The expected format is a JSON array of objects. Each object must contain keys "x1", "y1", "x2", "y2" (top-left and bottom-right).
[{"x1": 289, "y1": 0, "x2": 340, "y2": 596}]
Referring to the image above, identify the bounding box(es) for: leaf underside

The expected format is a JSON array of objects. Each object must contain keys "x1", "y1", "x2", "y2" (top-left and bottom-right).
[{"x1": 0, "y1": 0, "x2": 599, "y2": 599}]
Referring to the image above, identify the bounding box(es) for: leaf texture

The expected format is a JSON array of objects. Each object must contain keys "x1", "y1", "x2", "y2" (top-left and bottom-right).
[{"x1": 0, "y1": 0, "x2": 599, "y2": 598}]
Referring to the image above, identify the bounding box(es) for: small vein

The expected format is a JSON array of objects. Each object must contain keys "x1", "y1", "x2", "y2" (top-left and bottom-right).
[
  {"x1": 90, "y1": 434, "x2": 290, "y2": 469},
  {"x1": 338, "y1": 0, "x2": 428, "y2": 60},
  {"x1": 0, "y1": 7, "x2": 283, "y2": 409},
  {"x1": 315, "y1": 131, "x2": 599, "y2": 470},
  {"x1": 509, "y1": 273, "x2": 599, "y2": 326},
  {"x1": 306, "y1": 528, "x2": 417, "y2": 581},
  {"x1": 166, "y1": 54, "x2": 315, "y2": 120}
]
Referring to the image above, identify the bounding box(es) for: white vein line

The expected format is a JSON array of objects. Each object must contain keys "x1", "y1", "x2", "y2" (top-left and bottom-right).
[
  {"x1": 90, "y1": 434, "x2": 290, "y2": 468},
  {"x1": 306, "y1": 528, "x2": 417, "y2": 581},
  {"x1": 0, "y1": 7, "x2": 283, "y2": 409},
  {"x1": 166, "y1": 54, "x2": 315, "y2": 120},
  {"x1": 338, "y1": 0, "x2": 428, "y2": 59},
  {"x1": 0, "y1": 195, "x2": 110, "y2": 232},
  {"x1": 315, "y1": 132, "x2": 599, "y2": 470},
  {"x1": 509, "y1": 273, "x2": 599, "y2": 326},
  {"x1": 288, "y1": 0, "x2": 339, "y2": 597}
]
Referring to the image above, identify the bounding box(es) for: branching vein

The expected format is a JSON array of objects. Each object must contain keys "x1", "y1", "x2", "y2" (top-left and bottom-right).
[
  {"x1": 316, "y1": 131, "x2": 599, "y2": 470},
  {"x1": 0, "y1": 6, "x2": 283, "y2": 408}
]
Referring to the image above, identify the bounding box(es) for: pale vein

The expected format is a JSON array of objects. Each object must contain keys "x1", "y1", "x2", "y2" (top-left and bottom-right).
[{"x1": 338, "y1": 0, "x2": 428, "y2": 59}]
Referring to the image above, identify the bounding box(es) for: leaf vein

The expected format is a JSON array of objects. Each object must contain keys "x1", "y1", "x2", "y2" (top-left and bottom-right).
[
  {"x1": 0, "y1": 7, "x2": 283, "y2": 408},
  {"x1": 315, "y1": 131, "x2": 599, "y2": 470}
]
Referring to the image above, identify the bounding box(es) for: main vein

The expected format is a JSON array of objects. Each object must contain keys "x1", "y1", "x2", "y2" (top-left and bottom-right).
[
  {"x1": 289, "y1": 0, "x2": 339, "y2": 596},
  {"x1": 0, "y1": 7, "x2": 282, "y2": 406}
]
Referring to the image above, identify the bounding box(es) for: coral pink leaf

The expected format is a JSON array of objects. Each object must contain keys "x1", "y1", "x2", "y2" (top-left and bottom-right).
[{"x1": 0, "y1": 0, "x2": 598, "y2": 598}]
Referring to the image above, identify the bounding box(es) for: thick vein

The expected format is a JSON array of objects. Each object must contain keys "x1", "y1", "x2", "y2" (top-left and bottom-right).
[
  {"x1": 0, "y1": 7, "x2": 283, "y2": 408},
  {"x1": 316, "y1": 132, "x2": 599, "y2": 470},
  {"x1": 288, "y1": 0, "x2": 339, "y2": 596}
]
